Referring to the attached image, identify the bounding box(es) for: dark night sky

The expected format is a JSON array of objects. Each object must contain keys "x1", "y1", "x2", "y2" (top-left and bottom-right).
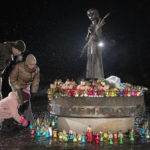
[{"x1": 0, "y1": 0, "x2": 150, "y2": 89}]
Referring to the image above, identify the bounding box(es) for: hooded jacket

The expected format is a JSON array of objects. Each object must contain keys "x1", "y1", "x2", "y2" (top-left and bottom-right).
[{"x1": 9, "y1": 55, "x2": 40, "y2": 93}]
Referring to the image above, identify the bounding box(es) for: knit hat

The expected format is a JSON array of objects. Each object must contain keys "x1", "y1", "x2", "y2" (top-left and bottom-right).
[
  {"x1": 11, "y1": 40, "x2": 26, "y2": 52},
  {"x1": 25, "y1": 54, "x2": 37, "y2": 65}
]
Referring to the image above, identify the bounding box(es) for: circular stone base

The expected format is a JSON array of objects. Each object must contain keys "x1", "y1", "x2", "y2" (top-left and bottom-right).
[{"x1": 58, "y1": 117, "x2": 134, "y2": 133}]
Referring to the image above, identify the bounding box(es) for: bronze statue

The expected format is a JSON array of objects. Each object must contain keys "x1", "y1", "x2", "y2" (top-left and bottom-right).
[{"x1": 81, "y1": 8, "x2": 110, "y2": 79}]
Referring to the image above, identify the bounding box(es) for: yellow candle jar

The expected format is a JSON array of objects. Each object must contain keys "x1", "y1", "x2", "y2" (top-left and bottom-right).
[
  {"x1": 58, "y1": 132, "x2": 63, "y2": 139},
  {"x1": 104, "y1": 132, "x2": 108, "y2": 139},
  {"x1": 53, "y1": 130, "x2": 58, "y2": 138}
]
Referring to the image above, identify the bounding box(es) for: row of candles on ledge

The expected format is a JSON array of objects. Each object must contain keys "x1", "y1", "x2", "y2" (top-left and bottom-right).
[
  {"x1": 28, "y1": 116, "x2": 150, "y2": 145},
  {"x1": 48, "y1": 89, "x2": 144, "y2": 99},
  {"x1": 47, "y1": 79, "x2": 147, "y2": 99},
  {"x1": 75, "y1": 89, "x2": 144, "y2": 97}
]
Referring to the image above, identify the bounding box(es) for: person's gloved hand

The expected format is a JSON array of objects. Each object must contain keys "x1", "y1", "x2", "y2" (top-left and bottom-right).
[
  {"x1": 18, "y1": 115, "x2": 28, "y2": 127},
  {"x1": 31, "y1": 93, "x2": 37, "y2": 100},
  {"x1": 31, "y1": 93, "x2": 37, "y2": 97}
]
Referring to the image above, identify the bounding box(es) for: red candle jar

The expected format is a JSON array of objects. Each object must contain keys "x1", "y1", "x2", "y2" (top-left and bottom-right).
[
  {"x1": 87, "y1": 131, "x2": 93, "y2": 142},
  {"x1": 94, "y1": 134, "x2": 100, "y2": 144},
  {"x1": 31, "y1": 128, "x2": 35, "y2": 135},
  {"x1": 113, "y1": 133, "x2": 118, "y2": 139}
]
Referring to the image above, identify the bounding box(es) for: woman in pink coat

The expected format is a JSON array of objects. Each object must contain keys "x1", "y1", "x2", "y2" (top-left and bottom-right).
[{"x1": 0, "y1": 92, "x2": 28, "y2": 127}]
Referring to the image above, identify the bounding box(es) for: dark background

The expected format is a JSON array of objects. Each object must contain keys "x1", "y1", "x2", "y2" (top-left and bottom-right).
[{"x1": 0, "y1": 0, "x2": 150, "y2": 95}]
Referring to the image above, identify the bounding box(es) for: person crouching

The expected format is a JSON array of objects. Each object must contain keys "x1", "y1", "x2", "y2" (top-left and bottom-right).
[{"x1": 0, "y1": 92, "x2": 28, "y2": 127}]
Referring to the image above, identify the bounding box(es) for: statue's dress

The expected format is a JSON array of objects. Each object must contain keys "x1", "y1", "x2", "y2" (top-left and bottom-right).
[{"x1": 86, "y1": 24, "x2": 104, "y2": 79}]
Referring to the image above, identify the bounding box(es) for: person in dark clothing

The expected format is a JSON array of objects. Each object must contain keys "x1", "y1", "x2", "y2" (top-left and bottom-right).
[{"x1": 0, "y1": 40, "x2": 26, "y2": 100}]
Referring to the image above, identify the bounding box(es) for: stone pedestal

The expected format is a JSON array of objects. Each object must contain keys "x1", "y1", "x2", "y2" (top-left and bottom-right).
[
  {"x1": 49, "y1": 96, "x2": 144, "y2": 133},
  {"x1": 58, "y1": 117, "x2": 134, "y2": 133}
]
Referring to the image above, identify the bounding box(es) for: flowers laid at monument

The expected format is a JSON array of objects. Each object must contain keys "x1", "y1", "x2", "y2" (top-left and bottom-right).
[{"x1": 47, "y1": 76, "x2": 148, "y2": 100}]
